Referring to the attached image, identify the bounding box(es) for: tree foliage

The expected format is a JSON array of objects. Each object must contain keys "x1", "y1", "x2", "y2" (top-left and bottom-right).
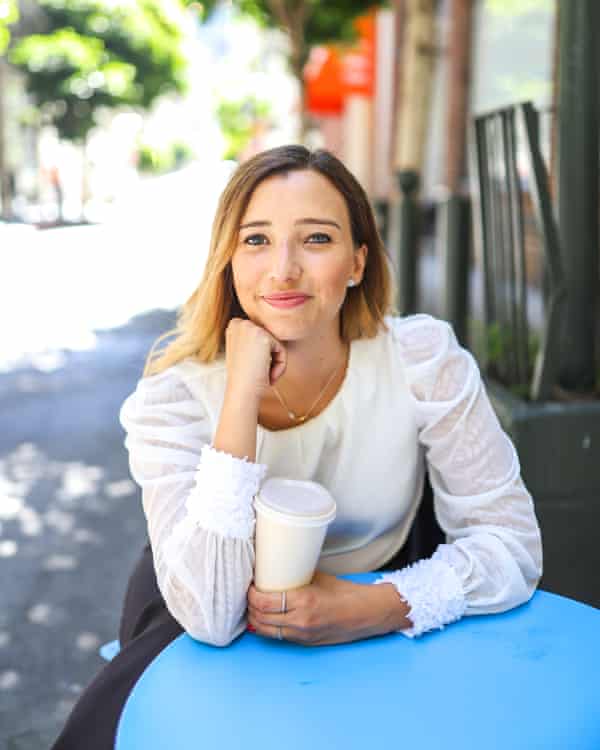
[
  {"x1": 0, "y1": 0, "x2": 18, "y2": 54},
  {"x1": 137, "y1": 139, "x2": 193, "y2": 173},
  {"x1": 201, "y1": 0, "x2": 388, "y2": 73},
  {"x1": 215, "y1": 94, "x2": 272, "y2": 159},
  {"x1": 9, "y1": 0, "x2": 189, "y2": 141},
  {"x1": 200, "y1": 0, "x2": 387, "y2": 138}
]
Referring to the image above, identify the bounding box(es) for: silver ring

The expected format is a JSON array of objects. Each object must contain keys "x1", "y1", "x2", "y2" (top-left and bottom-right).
[
  {"x1": 280, "y1": 590, "x2": 287, "y2": 614},
  {"x1": 277, "y1": 626, "x2": 283, "y2": 641}
]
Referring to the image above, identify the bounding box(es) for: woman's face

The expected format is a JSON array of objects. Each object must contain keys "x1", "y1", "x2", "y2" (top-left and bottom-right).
[{"x1": 231, "y1": 169, "x2": 367, "y2": 343}]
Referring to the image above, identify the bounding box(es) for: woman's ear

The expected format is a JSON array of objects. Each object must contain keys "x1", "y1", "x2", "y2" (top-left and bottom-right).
[{"x1": 353, "y1": 243, "x2": 368, "y2": 283}]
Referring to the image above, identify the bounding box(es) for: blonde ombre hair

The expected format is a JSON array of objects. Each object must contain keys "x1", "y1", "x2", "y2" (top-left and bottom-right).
[{"x1": 142, "y1": 145, "x2": 397, "y2": 378}]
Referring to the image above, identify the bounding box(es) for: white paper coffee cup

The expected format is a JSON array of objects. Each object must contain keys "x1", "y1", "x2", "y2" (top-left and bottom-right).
[{"x1": 253, "y1": 477, "x2": 336, "y2": 593}]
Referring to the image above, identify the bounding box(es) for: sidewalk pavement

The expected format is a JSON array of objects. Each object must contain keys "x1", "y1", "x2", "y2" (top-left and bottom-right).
[{"x1": 1, "y1": 309, "x2": 176, "y2": 750}]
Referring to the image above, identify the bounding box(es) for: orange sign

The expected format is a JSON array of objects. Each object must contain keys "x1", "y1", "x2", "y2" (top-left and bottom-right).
[
  {"x1": 341, "y1": 12, "x2": 376, "y2": 97},
  {"x1": 304, "y1": 10, "x2": 376, "y2": 116},
  {"x1": 304, "y1": 45, "x2": 344, "y2": 115}
]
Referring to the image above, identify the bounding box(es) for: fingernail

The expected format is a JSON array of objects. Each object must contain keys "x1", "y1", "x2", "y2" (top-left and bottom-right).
[{"x1": 247, "y1": 624, "x2": 256, "y2": 632}]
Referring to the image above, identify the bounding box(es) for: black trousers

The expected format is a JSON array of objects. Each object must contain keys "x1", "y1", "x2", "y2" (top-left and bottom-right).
[
  {"x1": 50, "y1": 543, "x2": 184, "y2": 749},
  {"x1": 50, "y1": 475, "x2": 443, "y2": 749}
]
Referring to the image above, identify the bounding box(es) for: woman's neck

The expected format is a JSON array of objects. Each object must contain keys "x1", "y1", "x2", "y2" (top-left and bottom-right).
[
  {"x1": 275, "y1": 332, "x2": 348, "y2": 392},
  {"x1": 258, "y1": 332, "x2": 350, "y2": 430}
]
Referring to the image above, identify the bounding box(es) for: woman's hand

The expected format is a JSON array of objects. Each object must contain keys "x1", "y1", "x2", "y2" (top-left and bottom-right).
[
  {"x1": 213, "y1": 318, "x2": 285, "y2": 462},
  {"x1": 224, "y1": 317, "x2": 287, "y2": 400},
  {"x1": 247, "y1": 572, "x2": 412, "y2": 646}
]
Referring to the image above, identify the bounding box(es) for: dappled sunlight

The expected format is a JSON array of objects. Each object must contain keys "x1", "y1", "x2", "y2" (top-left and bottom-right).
[
  {"x1": 0, "y1": 671, "x2": 21, "y2": 690},
  {"x1": 43, "y1": 554, "x2": 78, "y2": 572},
  {"x1": 56, "y1": 463, "x2": 104, "y2": 503},
  {"x1": 1, "y1": 180, "x2": 186, "y2": 744},
  {"x1": 27, "y1": 603, "x2": 66, "y2": 627},
  {"x1": 0, "y1": 441, "x2": 136, "y2": 545},
  {"x1": 0, "y1": 540, "x2": 17, "y2": 557},
  {"x1": 19, "y1": 506, "x2": 43, "y2": 537},
  {"x1": 44, "y1": 508, "x2": 75, "y2": 535},
  {"x1": 75, "y1": 632, "x2": 101, "y2": 652},
  {"x1": 72, "y1": 527, "x2": 103, "y2": 545},
  {"x1": 0, "y1": 496, "x2": 23, "y2": 520},
  {"x1": 0, "y1": 444, "x2": 126, "y2": 552},
  {"x1": 1, "y1": 444, "x2": 46, "y2": 495},
  {"x1": 0, "y1": 426, "x2": 145, "y2": 742},
  {"x1": 0, "y1": 437, "x2": 140, "y2": 649},
  {"x1": 105, "y1": 478, "x2": 136, "y2": 498}
]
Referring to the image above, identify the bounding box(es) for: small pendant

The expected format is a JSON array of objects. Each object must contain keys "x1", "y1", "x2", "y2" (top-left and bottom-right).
[{"x1": 288, "y1": 411, "x2": 307, "y2": 423}]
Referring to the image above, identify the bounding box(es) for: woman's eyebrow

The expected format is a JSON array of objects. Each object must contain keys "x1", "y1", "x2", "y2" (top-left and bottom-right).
[
  {"x1": 239, "y1": 218, "x2": 342, "y2": 230},
  {"x1": 297, "y1": 217, "x2": 341, "y2": 229}
]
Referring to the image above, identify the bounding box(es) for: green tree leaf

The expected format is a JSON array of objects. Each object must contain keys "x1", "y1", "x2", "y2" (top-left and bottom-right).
[
  {"x1": 0, "y1": 0, "x2": 19, "y2": 54},
  {"x1": 9, "y1": 0, "x2": 189, "y2": 142}
]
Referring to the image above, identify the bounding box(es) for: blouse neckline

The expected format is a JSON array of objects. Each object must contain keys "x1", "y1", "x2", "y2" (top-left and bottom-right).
[{"x1": 257, "y1": 336, "x2": 359, "y2": 436}]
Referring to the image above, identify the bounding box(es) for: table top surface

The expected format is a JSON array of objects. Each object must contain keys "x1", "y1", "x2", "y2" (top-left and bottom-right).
[{"x1": 116, "y1": 574, "x2": 600, "y2": 750}]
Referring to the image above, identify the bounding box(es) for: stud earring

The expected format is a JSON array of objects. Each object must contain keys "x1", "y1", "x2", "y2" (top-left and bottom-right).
[{"x1": 347, "y1": 279, "x2": 356, "y2": 287}]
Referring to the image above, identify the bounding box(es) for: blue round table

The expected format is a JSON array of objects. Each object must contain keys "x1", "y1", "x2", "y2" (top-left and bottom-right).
[{"x1": 116, "y1": 574, "x2": 600, "y2": 749}]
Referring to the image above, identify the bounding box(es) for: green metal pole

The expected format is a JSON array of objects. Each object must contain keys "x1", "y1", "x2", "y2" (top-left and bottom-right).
[
  {"x1": 557, "y1": 0, "x2": 599, "y2": 391},
  {"x1": 395, "y1": 169, "x2": 420, "y2": 315},
  {"x1": 440, "y1": 194, "x2": 470, "y2": 346},
  {"x1": 374, "y1": 198, "x2": 390, "y2": 246}
]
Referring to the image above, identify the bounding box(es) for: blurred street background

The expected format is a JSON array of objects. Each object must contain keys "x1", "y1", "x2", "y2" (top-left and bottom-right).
[{"x1": 2, "y1": 0, "x2": 599, "y2": 747}]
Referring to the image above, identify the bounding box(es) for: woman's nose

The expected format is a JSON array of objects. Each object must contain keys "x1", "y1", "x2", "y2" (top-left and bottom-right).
[{"x1": 270, "y1": 240, "x2": 301, "y2": 281}]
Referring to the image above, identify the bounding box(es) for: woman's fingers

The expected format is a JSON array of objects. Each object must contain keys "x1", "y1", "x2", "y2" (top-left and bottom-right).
[
  {"x1": 248, "y1": 616, "x2": 290, "y2": 642},
  {"x1": 269, "y1": 339, "x2": 287, "y2": 384},
  {"x1": 224, "y1": 318, "x2": 286, "y2": 396},
  {"x1": 246, "y1": 597, "x2": 314, "y2": 637},
  {"x1": 247, "y1": 604, "x2": 290, "y2": 626},
  {"x1": 246, "y1": 587, "x2": 304, "y2": 634},
  {"x1": 247, "y1": 584, "x2": 296, "y2": 614},
  {"x1": 247, "y1": 612, "x2": 330, "y2": 646},
  {"x1": 246, "y1": 575, "x2": 369, "y2": 646},
  {"x1": 246, "y1": 611, "x2": 311, "y2": 644},
  {"x1": 247, "y1": 583, "x2": 327, "y2": 643}
]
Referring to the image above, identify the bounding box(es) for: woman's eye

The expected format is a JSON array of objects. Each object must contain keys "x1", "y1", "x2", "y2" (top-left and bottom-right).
[
  {"x1": 244, "y1": 234, "x2": 268, "y2": 246},
  {"x1": 241, "y1": 232, "x2": 331, "y2": 246},
  {"x1": 307, "y1": 233, "x2": 331, "y2": 244}
]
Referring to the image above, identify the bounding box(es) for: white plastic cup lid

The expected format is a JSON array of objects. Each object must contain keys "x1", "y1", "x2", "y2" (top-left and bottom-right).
[{"x1": 255, "y1": 477, "x2": 336, "y2": 526}]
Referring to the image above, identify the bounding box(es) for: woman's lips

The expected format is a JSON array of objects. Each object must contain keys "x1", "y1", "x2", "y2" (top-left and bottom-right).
[{"x1": 263, "y1": 295, "x2": 310, "y2": 309}]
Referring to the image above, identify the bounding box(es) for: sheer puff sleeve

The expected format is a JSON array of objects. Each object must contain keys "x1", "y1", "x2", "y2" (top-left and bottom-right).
[
  {"x1": 375, "y1": 315, "x2": 543, "y2": 638},
  {"x1": 119, "y1": 367, "x2": 267, "y2": 647}
]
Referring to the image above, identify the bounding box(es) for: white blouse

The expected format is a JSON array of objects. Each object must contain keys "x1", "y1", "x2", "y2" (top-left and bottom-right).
[{"x1": 118, "y1": 314, "x2": 543, "y2": 646}]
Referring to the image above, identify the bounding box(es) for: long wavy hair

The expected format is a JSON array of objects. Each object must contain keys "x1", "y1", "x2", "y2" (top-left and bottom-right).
[{"x1": 142, "y1": 145, "x2": 397, "y2": 377}]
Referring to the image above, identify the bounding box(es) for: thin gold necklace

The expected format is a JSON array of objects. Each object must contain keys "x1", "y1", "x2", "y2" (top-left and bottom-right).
[{"x1": 271, "y1": 345, "x2": 349, "y2": 424}]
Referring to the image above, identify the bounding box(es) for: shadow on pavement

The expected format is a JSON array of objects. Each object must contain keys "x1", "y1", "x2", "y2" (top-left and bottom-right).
[{"x1": 0, "y1": 308, "x2": 176, "y2": 749}]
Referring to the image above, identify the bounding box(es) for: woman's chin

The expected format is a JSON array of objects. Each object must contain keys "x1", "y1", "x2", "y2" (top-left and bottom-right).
[{"x1": 258, "y1": 317, "x2": 314, "y2": 343}]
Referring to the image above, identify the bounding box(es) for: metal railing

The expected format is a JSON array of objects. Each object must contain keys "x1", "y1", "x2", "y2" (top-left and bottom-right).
[{"x1": 471, "y1": 101, "x2": 566, "y2": 401}]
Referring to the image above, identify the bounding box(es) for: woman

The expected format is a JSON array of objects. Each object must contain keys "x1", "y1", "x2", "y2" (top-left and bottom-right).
[{"x1": 52, "y1": 145, "x2": 542, "y2": 747}]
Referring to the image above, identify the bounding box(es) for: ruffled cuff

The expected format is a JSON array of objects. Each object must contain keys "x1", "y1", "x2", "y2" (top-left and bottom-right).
[
  {"x1": 375, "y1": 557, "x2": 467, "y2": 638},
  {"x1": 184, "y1": 444, "x2": 268, "y2": 539}
]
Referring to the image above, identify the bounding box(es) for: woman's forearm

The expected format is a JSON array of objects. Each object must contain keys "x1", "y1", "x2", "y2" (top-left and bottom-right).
[
  {"x1": 160, "y1": 387, "x2": 264, "y2": 646},
  {"x1": 157, "y1": 528, "x2": 255, "y2": 647},
  {"x1": 213, "y1": 385, "x2": 260, "y2": 462}
]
